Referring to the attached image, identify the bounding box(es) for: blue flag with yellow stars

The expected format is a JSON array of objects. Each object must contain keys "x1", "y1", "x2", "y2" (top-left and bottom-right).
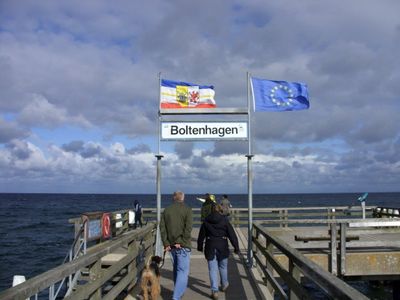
[{"x1": 251, "y1": 77, "x2": 310, "y2": 112}]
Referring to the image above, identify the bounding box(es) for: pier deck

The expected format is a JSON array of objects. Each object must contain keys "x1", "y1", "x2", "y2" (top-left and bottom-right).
[
  {"x1": 2, "y1": 206, "x2": 399, "y2": 300},
  {"x1": 128, "y1": 228, "x2": 262, "y2": 300}
]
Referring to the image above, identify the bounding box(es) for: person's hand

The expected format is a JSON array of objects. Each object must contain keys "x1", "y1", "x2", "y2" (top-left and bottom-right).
[
  {"x1": 174, "y1": 243, "x2": 182, "y2": 249},
  {"x1": 164, "y1": 245, "x2": 171, "y2": 252}
]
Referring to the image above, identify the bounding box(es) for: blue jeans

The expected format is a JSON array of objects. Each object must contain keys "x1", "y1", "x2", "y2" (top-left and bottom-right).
[
  {"x1": 170, "y1": 248, "x2": 191, "y2": 300},
  {"x1": 207, "y1": 251, "x2": 228, "y2": 292}
]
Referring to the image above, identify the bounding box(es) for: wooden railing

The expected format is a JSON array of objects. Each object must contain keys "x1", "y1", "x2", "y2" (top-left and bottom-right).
[
  {"x1": 252, "y1": 217, "x2": 400, "y2": 299},
  {"x1": 252, "y1": 221, "x2": 370, "y2": 300},
  {"x1": 67, "y1": 205, "x2": 375, "y2": 234},
  {"x1": 142, "y1": 205, "x2": 375, "y2": 227},
  {"x1": 0, "y1": 222, "x2": 157, "y2": 300}
]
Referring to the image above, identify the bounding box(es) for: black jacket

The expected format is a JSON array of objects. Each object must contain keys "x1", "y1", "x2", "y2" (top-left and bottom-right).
[{"x1": 197, "y1": 212, "x2": 239, "y2": 260}]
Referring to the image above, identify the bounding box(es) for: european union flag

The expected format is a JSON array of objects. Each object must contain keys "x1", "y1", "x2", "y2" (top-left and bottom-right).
[{"x1": 251, "y1": 77, "x2": 310, "y2": 112}]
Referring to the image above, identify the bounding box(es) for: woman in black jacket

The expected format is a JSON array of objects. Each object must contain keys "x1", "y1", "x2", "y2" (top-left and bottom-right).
[{"x1": 197, "y1": 204, "x2": 239, "y2": 299}]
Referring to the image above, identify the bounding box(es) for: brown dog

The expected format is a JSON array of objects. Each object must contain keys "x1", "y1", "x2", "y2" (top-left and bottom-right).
[{"x1": 140, "y1": 255, "x2": 162, "y2": 300}]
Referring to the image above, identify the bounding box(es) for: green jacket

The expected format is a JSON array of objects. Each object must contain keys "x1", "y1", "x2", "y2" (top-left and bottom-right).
[{"x1": 160, "y1": 201, "x2": 192, "y2": 249}]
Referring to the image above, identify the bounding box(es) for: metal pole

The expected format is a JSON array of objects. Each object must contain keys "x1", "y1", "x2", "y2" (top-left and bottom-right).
[
  {"x1": 246, "y1": 154, "x2": 254, "y2": 267},
  {"x1": 158, "y1": 72, "x2": 161, "y2": 155},
  {"x1": 361, "y1": 201, "x2": 366, "y2": 219},
  {"x1": 247, "y1": 73, "x2": 252, "y2": 154},
  {"x1": 155, "y1": 154, "x2": 163, "y2": 256},
  {"x1": 155, "y1": 72, "x2": 163, "y2": 257},
  {"x1": 246, "y1": 71, "x2": 254, "y2": 267}
]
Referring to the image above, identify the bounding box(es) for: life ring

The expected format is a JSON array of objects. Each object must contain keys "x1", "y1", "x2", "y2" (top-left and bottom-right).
[{"x1": 102, "y1": 213, "x2": 111, "y2": 239}]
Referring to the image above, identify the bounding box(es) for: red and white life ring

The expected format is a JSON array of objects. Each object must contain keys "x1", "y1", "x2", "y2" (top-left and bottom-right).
[{"x1": 102, "y1": 213, "x2": 111, "y2": 239}]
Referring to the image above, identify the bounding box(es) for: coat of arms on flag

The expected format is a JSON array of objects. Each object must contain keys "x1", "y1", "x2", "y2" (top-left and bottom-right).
[{"x1": 161, "y1": 79, "x2": 216, "y2": 109}]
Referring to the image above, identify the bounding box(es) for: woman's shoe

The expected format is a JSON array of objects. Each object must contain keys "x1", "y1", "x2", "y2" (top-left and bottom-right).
[
  {"x1": 211, "y1": 291, "x2": 218, "y2": 299},
  {"x1": 221, "y1": 283, "x2": 229, "y2": 292}
]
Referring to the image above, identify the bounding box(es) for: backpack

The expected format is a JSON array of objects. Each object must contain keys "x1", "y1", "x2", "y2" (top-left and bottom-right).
[{"x1": 221, "y1": 199, "x2": 230, "y2": 216}]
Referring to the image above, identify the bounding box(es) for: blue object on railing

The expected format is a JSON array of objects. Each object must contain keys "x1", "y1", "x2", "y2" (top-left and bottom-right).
[{"x1": 357, "y1": 192, "x2": 368, "y2": 202}]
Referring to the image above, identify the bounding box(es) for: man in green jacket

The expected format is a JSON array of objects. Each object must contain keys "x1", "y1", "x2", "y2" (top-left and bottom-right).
[{"x1": 160, "y1": 191, "x2": 192, "y2": 300}]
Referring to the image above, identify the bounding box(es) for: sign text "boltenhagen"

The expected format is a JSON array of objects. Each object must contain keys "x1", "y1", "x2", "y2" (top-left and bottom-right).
[{"x1": 161, "y1": 122, "x2": 248, "y2": 141}]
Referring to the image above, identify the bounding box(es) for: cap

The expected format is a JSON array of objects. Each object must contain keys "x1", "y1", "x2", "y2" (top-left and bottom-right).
[{"x1": 209, "y1": 194, "x2": 216, "y2": 202}]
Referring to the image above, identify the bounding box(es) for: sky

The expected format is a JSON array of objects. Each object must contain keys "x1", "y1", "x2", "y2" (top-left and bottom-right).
[{"x1": 0, "y1": 0, "x2": 399, "y2": 194}]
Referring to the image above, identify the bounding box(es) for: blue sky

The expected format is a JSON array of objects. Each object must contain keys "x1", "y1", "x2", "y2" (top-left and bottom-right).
[{"x1": 0, "y1": 0, "x2": 399, "y2": 194}]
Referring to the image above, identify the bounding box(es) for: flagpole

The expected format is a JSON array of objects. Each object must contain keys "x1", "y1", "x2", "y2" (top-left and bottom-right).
[
  {"x1": 246, "y1": 71, "x2": 254, "y2": 267},
  {"x1": 155, "y1": 72, "x2": 163, "y2": 257}
]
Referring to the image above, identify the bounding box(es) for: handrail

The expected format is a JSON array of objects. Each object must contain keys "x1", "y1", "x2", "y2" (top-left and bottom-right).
[
  {"x1": 253, "y1": 221, "x2": 369, "y2": 300},
  {"x1": 0, "y1": 222, "x2": 157, "y2": 300},
  {"x1": 142, "y1": 206, "x2": 375, "y2": 227},
  {"x1": 68, "y1": 206, "x2": 376, "y2": 223}
]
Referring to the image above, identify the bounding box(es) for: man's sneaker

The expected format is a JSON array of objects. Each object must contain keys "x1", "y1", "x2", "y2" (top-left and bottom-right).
[
  {"x1": 211, "y1": 291, "x2": 218, "y2": 299},
  {"x1": 221, "y1": 283, "x2": 229, "y2": 292}
]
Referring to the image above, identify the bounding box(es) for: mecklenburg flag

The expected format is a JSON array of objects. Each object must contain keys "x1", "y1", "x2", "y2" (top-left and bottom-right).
[
  {"x1": 160, "y1": 79, "x2": 216, "y2": 109},
  {"x1": 251, "y1": 77, "x2": 310, "y2": 112}
]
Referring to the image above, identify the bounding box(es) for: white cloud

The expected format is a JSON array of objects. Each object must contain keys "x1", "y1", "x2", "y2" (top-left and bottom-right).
[{"x1": 18, "y1": 94, "x2": 90, "y2": 128}]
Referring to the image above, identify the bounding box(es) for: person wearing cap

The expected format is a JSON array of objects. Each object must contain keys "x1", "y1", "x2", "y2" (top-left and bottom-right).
[{"x1": 201, "y1": 193, "x2": 216, "y2": 222}]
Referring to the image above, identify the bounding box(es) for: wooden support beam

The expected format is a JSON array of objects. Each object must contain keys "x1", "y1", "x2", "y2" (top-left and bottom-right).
[
  {"x1": 340, "y1": 223, "x2": 347, "y2": 276},
  {"x1": 330, "y1": 223, "x2": 337, "y2": 276}
]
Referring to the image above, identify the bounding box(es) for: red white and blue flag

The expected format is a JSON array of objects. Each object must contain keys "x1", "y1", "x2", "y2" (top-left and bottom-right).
[{"x1": 160, "y1": 79, "x2": 216, "y2": 109}]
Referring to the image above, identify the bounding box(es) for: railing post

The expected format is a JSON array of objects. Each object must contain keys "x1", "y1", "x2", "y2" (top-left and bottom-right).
[
  {"x1": 48, "y1": 284, "x2": 54, "y2": 300},
  {"x1": 127, "y1": 240, "x2": 139, "y2": 291},
  {"x1": 237, "y1": 209, "x2": 241, "y2": 228},
  {"x1": 289, "y1": 260, "x2": 301, "y2": 300},
  {"x1": 232, "y1": 209, "x2": 238, "y2": 228},
  {"x1": 330, "y1": 223, "x2": 338, "y2": 276},
  {"x1": 340, "y1": 223, "x2": 347, "y2": 276},
  {"x1": 123, "y1": 210, "x2": 129, "y2": 233},
  {"x1": 89, "y1": 259, "x2": 102, "y2": 300},
  {"x1": 68, "y1": 249, "x2": 73, "y2": 288},
  {"x1": 73, "y1": 219, "x2": 81, "y2": 258},
  {"x1": 265, "y1": 239, "x2": 274, "y2": 296},
  {"x1": 283, "y1": 209, "x2": 288, "y2": 228}
]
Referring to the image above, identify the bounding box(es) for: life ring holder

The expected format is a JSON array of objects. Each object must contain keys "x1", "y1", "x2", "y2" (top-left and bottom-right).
[{"x1": 102, "y1": 213, "x2": 111, "y2": 239}]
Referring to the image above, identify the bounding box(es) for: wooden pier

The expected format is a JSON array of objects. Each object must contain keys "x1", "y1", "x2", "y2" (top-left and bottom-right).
[
  {"x1": 126, "y1": 228, "x2": 262, "y2": 300},
  {"x1": 1, "y1": 205, "x2": 399, "y2": 300}
]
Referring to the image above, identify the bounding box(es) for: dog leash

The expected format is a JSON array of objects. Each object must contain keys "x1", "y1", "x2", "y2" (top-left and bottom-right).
[{"x1": 159, "y1": 249, "x2": 167, "y2": 269}]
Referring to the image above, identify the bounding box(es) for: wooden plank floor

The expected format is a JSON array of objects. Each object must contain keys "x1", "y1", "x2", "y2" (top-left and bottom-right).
[
  {"x1": 158, "y1": 228, "x2": 261, "y2": 300},
  {"x1": 129, "y1": 228, "x2": 262, "y2": 300}
]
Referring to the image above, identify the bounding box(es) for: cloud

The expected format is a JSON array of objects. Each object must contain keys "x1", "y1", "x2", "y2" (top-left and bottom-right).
[
  {"x1": 128, "y1": 143, "x2": 151, "y2": 154},
  {"x1": 18, "y1": 94, "x2": 90, "y2": 128},
  {"x1": 0, "y1": 118, "x2": 30, "y2": 143},
  {"x1": 5, "y1": 139, "x2": 33, "y2": 160},
  {"x1": 62, "y1": 140, "x2": 85, "y2": 152},
  {"x1": 174, "y1": 142, "x2": 193, "y2": 159}
]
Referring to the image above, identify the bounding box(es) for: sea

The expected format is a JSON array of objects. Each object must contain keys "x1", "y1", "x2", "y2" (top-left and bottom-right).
[{"x1": 1, "y1": 192, "x2": 399, "y2": 298}]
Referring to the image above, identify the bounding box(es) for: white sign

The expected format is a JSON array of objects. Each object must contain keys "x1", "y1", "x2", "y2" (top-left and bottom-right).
[{"x1": 161, "y1": 121, "x2": 248, "y2": 141}]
